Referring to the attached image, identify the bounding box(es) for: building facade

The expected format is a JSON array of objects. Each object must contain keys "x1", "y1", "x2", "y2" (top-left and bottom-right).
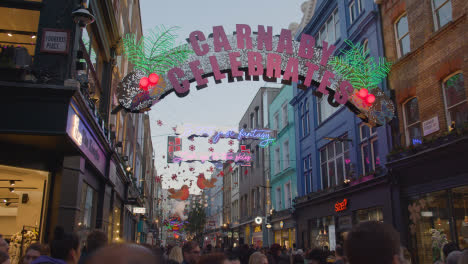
[
  {"x1": 291, "y1": 0, "x2": 395, "y2": 250},
  {"x1": 238, "y1": 86, "x2": 280, "y2": 247},
  {"x1": 230, "y1": 164, "x2": 241, "y2": 247},
  {"x1": 268, "y1": 85, "x2": 297, "y2": 248},
  {"x1": 204, "y1": 168, "x2": 224, "y2": 247},
  {"x1": 379, "y1": 0, "x2": 468, "y2": 262}
]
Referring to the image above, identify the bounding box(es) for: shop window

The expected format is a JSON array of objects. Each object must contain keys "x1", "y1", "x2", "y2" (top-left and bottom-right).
[
  {"x1": 309, "y1": 216, "x2": 336, "y2": 250},
  {"x1": 317, "y1": 9, "x2": 340, "y2": 45},
  {"x1": 431, "y1": 0, "x2": 452, "y2": 30},
  {"x1": 359, "y1": 124, "x2": 380, "y2": 174},
  {"x1": 403, "y1": 98, "x2": 422, "y2": 146},
  {"x1": 0, "y1": 6, "x2": 40, "y2": 81},
  {"x1": 395, "y1": 14, "x2": 410, "y2": 58},
  {"x1": 318, "y1": 96, "x2": 340, "y2": 124},
  {"x1": 353, "y1": 207, "x2": 383, "y2": 224},
  {"x1": 451, "y1": 186, "x2": 468, "y2": 250},
  {"x1": 320, "y1": 135, "x2": 350, "y2": 189},
  {"x1": 79, "y1": 183, "x2": 97, "y2": 230},
  {"x1": 442, "y1": 73, "x2": 468, "y2": 128}
]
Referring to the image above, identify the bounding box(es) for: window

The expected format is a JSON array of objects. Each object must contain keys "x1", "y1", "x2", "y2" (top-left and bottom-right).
[
  {"x1": 317, "y1": 9, "x2": 340, "y2": 45},
  {"x1": 349, "y1": 1, "x2": 356, "y2": 24},
  {"x1": 284, "y1": 182, "x2": 292, "y2": 208},
  {"x1": 362, "y1": 39, "x2": 370, "y2": 57},
  {"x1": 253, "y1": 189, "x2": 256, "y2": 209},
  {"x1": 255, "y1": 108, "x2": 260, "y2": 128},
  {"x1": 283, "y1": 141, "x2": 290, "y2": 169},
  {"x1": 303, "y1": 157, "x2": 310, "y2": 194},
  {"x1": 255, "y1": 145, "x2": 260, "y2": 167},
  {"x1": 300, "y1": 100, "x2": 310, "y2": 137},
  {"x1": 431, "y1": 0, "x2": 452, "y2": 30},
  {"x1": 80, "y1": 183, "x2": 97, "y2": 229},
  {"x1": 442, "y1": 73, "x2": 468, "y2": 128},
  {"x1": 282, "y1": 102, "x2": 288, "y2": 129},
  {"x1": 360, "y1": 124, "x2": 380, "y2": 174},
  {"x1": 318, "y1": 96, "x2": 339, "y2": 124},
  {"x1": 275, "y1": 147, "x2": 281, "y2": 174},
  {"x1": 395, "y1": 14, "x2": 410, "y2": 58},
  {"x1": 274, "y1": 112, "x2": 280, "y2": 131},
  {"x1": 250, "y1": 113, "x2": 255, "y2": 129},
  {"x1": 276, "y1": 187, "x2": 282, "y2": 210},
  {"x1": 320, "y1": 136, "x2": 350, "y2": 189},
  {"x1": 127, "y1": 0, "x2": 133, "y2": 27},
  {"x1": 357, "y1": 0, "x2": 363, "y2": 13},
  {"x1": 403, "y1": 98, "x2": 422, "y2": 145}
]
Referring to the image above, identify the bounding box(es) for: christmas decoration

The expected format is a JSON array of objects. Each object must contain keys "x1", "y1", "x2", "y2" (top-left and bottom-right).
[
  {"x1": 228, "y1": 149, "x2": 234, "y2": 153},
  {"x1": 208, "y1": 138, "x2": 213, "y2": 144},
  {"x1": 197, "y1": 173, "x2": 217, "y2": 189},
  {"x1": 168, "y1": 185, "x2": 190, "y2": 200},
  {"x1": 208, "y1": 147, "x2": 214, "y2": 152},
  {"x1": 189, "y1": 145, "x2": 195, "y2": 151},
  {"x1": 171, "y1": 174, "x2": 177, "y2": 180},
  {"x1": 228, "y1": 140, "x2": 234, "y2": 146},
  {"x1": 157, "y1": 120, "x2": 163, "y2": 126}
]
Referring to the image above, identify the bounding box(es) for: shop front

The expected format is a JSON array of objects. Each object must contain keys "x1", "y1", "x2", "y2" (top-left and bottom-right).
[
  {"x1": 271, "y1": 211, "x2": 296, "y2": 248},
  {"x1": 388, "y1": 136, "x2": 468, "y2": 264},
  {"x1": 294, "y1": 175, "x2": 394, "y2": 250},
  {"x1": 252, "y1": 224, "x2": 263, "y2": 248}
]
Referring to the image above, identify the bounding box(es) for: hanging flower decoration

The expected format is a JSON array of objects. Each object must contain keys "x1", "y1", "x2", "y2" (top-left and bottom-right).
[
  {"x1": 228, "y1": 140, "x2": 234, "y2": 146},
  {"x1": 208, "y1": 166, "x2": 214, "y2": 173},
  {"x1": 155, "y1": 176, "x2": 162, "y2": 183},
  {"x1": 229, "y1": 166, "x2": 233, "y2": 172},
  {"x1": 189, "y1": 167, "x2": 195, "y2": 172},
  {"x1": 208, "y1": 147, "x2": 214, "y2": 152},
  {"x1": 189, "y1": 145, "x2": 195, "y2": 151},
  {"x1": 157, "y1": 120, "x2": 163, "y2": 126},
  {"x1": 217, "y1": 171, "x2": 224, "y2": 177},
  {"x1": 172, "y1": 127, "x2": 177, "y2": 132},
  {"x1": 171, "y1": 174, "x2": 177, "y2": 181},
  {"x1": 228, "y1": 149, "x2": 234, "y2": 153},
  {"x1": 244, "y1": 169, "x2": 248, "y2": 175},
  {"x1": 208, "y1": 138, "x2": 213, "y2": 144}
]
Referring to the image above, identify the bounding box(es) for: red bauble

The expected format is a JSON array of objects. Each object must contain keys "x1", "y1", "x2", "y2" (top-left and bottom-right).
[
  {"x1": 149, "y1": 73, "x2": 160, "y2": 85},
  {"x1": 139, "y1": 77, "x2": 149, "y2": 91},
  {"x1": 366, "y1": 94, "x2": 376, "y2": 104},
  {"x1": 358, "y1": 88, "x2": 368, "y2": 98}
]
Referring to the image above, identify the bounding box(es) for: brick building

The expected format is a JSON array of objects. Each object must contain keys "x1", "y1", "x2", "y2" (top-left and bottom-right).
[{"x1": 380, "y1": 0, "x2": 468, "y2": 263}]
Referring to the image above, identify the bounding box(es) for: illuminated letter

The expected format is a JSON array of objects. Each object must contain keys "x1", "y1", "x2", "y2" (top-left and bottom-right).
[
  {"x1": 320, "y1": 40, "x2": 336, "y2": 66},
  {"x1": 189, "y1": 60, "x2": 208, "y2": 87},
  {"x1": 276, "y1": 29, "x2": 293, "y2": 55},
  {"x1": 213, "y1": 26, "x2": 232, "y2": 52},
  {"x1": 229, "y1": 52, "x2": 243, "y2": 77},
  {"x1": 298, "y1": 34, "x2": 315, "y2": 59},
  {"x1": 266, "y1": 53, "x2": 281, "y2": 78},
  {"x1": 248, "y1": 51, "x2": 264, "y2": 76},
  {"x1": 283, "y1": 57, "x2": 299, "y2": 83},
  {"x1": 304, "y1": 63, "x2": 319, "y2": 87},
  {"x1": 209, "y1": 55, "x2": 226, "y2": 81},
  {"x1": 189, "y1": 30, "x2": 209, "y2": 56},
  {"x1": 334, "y1": 80, "x2": 354, "y2": 104},
  {"x1": 236, "y1": 24, "x2": 253, "y2": 49},
  {"x1": 317, "y1": 71, "x2": 335, "y2": 95},
  {"x1": 257, "y1": 25, "x2": 273, "y2": 51},
  {"x1": 168, "y1": 67, "x2": 190, "y2": 96}
]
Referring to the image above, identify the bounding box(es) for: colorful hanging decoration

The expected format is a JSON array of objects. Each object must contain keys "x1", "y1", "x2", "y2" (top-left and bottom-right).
[
  {"x1": 228, "y1": 140, "x2": 234, "y2": 146},
  {"x1": 197, "y1": 173, "x2": 217, "y2": 189},
  {"x1": 171, "y1": 174, "x2": 178, "y2": 180},
  {"x1": 208, "y1": 138, "x2": 213, "y2": 144},
  {"x1": 189, "y1": 145, "x2": 195, "y2": 151},
  {"x1": 168, "y1": 185, "x2": 190, "y2": 201},
  {"x1": 228, "y1": 149, "x2": 234, "y2": 153},
  {"x1": 157, "y1": 120, "x2": 163, "y2": 126},
  {"x1": 208, "y1": 147, "x2": 214, "y2": 152}
]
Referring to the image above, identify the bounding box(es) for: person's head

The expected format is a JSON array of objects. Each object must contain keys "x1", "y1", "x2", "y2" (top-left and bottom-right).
[
  {"x1": 270, "y1": 244, "x2": 281, "y2": 257},
  {"x1": 23, "y1": 243, "x2": 43, "y2": 264},
  {"x1": 182, "y1": 241, "x2": 201, "y2": 264},
  {"x1": 307, "y1": 248, "x2": 326, "y2": 264},
  {"x1": 86, "y1": 243, "x2": 158, "y2": 264},
  {"x1": 248, "y1": 252, "x2": 268, "y2": 264},
  {"x1": 168, "y1": 246, "x2": 183, "y2": 263},
  {"x1": 86, "y1": 230, "x2": 108, "y2": 254},
  {"x1": 50, "y1": 226, "x2": 80, "y2": 264},
  {"x1": 443, "y1": 242, "x2": 460, "y2": 258},
  {"x1": 0, "y1": 250, "x2": 9, "y2": 264},
  {"x1": 335, "y1": 244, "x2": 344, "y2": 258},
  {"x1": 446, "y1": 251, "x2": 462, "y2": 264},
  {"x1": 196, "y1": 253, "x2": 228, "y2": 264},
  {"x1": 345, "y1": 221, "x2": 400, "y2": 264},
  {"x1": 0, "y1": 235, "x2": 8, "y2": 255}
]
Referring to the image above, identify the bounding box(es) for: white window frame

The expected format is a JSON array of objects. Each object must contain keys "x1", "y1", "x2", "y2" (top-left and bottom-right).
[
  {"x1": 442, "y1": 71, "x2": 467, "y2": 128},
  {"x1": 274, "y1": 112, "x2": 280, "y2": 131},
  {"x1": 431, "y1": 0, "x2": 452, "y2": 30},
  {"x1": 276, "y1": 187, "x2": 282, "y2": 210},
  {"x1": 317, "y1": 9, "x2": 340, "y2": 45},
  {"x1": 282, "y1": 102, "x2": 288, "y2": 129},
  {"x1": 275, "y1": 147, "x2": 281, "y2": 173},
  {"x1": 283, "y1": 140, "x2": 290, "y2": 169},
  {"x1": 250, "y1": 114, "x2": 255, "y2": 129},
  {"x1": 318, "y1": 96, "x2": 340, "y2": 124},
  {"x1": 320, "y1": 139, "x2": 349, "y2": 189},
  {"x1": 284, "y1": 182, "x2": 291, "y2": 209},
  {"x1": 360, "y1": 137, "x2": 379, "y2": 174},
  {"x1": 349, "y1": 1, "x2": 356, "y2": 24},
  {"x1": 300, "y1": 101, "x2": 310, "y2": 137},
  {"x1": 394, "y1": 13, "x2": 410, "y2": 58},
  {"x1": 357, "y1": 0, "x2": 363, "y2": 14},
  {"x1": 362, "y1": 39, "x2": 369, "y2": 57},
  {"x1": 402, "y1": 97, "x2": 422, "y2": 146}
]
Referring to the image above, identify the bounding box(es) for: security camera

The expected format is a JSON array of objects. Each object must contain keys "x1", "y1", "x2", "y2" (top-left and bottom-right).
[{"x1": 72, "y1": 7, "x2": 95, "y2": 28}]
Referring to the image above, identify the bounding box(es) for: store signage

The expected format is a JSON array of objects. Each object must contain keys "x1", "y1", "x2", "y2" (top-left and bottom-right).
[
  {"x1": 173, "y1": 151, "x2": 252, "y2": 164},
  {"x1": 280, "y1": 221, "x2": 284, "y2": 229},
  {"x1": 66, "y1": 106, "x2": 106, "y2": 175},
  {"x1": 167, "y1": 136, "x2": 182, "y2": 163},
  {"x1": 40, "y1": 28, "x2": 70, "y2": 54},
  {"x1": 254, "y1": 226, "x2": 262, "y2": 233},
  {"x1": 255, "y1": 216, "x2": 263, "y2": 225},
  {"x1": 133, "y1": 207, "x2": 146, "y2": 214},
  {"x1": 335, "y1": 199, "x2": 348, "y2": 212},
  {"x1": 423, "y1": 116, "x2": 440, "y2": 136},
  {"x1": 240, "y1": 145, "x2": 251, "y2": 167}
]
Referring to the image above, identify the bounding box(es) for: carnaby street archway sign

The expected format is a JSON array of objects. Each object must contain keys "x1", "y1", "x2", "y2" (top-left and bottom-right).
[{"x1": 117, "y1": 24, "x2": 394, "y2": 127}]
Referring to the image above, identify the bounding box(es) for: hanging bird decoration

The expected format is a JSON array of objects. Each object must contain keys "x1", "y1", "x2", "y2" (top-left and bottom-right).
[
  {"x1": 168, "y1": 185, "x2": 190, "y2": 201},
  {"x1": 197, "y1": 173, "x2": 217, "y2": 189}
]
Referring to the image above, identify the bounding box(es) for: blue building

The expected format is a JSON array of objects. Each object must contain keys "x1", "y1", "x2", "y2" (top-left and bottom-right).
[
  {"x1": 291, "y1": 0, "x2": 395, "y2": 250},
  {"x1": 268, "y1": 85, "x2": 298, "y2": 248}
]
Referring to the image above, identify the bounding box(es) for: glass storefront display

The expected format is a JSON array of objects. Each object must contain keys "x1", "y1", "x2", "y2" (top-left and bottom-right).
[
  {"x1": 309, "y1": 216, "x2": 335, "y2": 250},
  {"x1": 407, "y1": 187, "x2": 467, "y2": 263},
  {"x1": 353, "y1": 207, "x2": 383, "y2": 224}
]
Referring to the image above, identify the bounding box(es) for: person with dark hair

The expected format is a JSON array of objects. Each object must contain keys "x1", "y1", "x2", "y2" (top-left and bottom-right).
[
  {"x1": 307, "y1": 248, "x2": 327, "y2": 264},
  {"x1": 334, "y1": 244, "x2": 345, "y2": 264},
  {"x1": 0, "y1": 250, "x2": 9, "y2": 264},
  {"x1": 226, "y1": 252, "x2": 240, "y2": 264},
  {"x1": 23, "y1": 243, "x2": 45, "y2": 264},
  {"x1": 0, "y1": 235, "x2": 8, "y2": 255},
  {"x1": 182, "y1": 242, "x2": 200, "y2": 264},
  {"x1": 444, "y1": 242, "x2": 460, "y2": 259},
  {"x1": 86, "y1": 243, "x2": 158, "y2": 264},
  {"x1": 344, "y1": 221, "x2": 401, "y2": 264},
  {"x1": 32, "y1": 227, "x2": 80, "y2": 264},
  {"x1": 196, "y1": 253, "x2": 228, "y2": 264},
  {"x1": 267, "y1": 244, "x2": 289, "y2": 264},
  {"x1": 78, "y1": 230, "x2": 107, "y2": 264}
]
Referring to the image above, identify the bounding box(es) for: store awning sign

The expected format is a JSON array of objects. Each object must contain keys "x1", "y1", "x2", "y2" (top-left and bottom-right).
[
  {"x1": 133, "y1": 207, "x2": 146, "y2": 214},
  {"x1": 41, "y1": 28, "x2": 70, "y2": 54},
  {"x1": 335, "y1": 199, "x2": 348, "y2": 212}
]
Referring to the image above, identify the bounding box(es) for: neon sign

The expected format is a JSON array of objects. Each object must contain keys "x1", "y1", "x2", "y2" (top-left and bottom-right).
[
  {"x1": 173, "y1": 151, "x2": 252, "y2": 164},
  {"x1": 167, "y1": 136, "x2": 182, "y2": 163},
  {"x1": 240, "y1": 145, "x2": 251, "y2": 167},
  {"x1": 335, "y1": 199, "x2": 348, "y2": 212},
  {"x1": 212, "y1": 129, "x2": 276, "y2": 143}
]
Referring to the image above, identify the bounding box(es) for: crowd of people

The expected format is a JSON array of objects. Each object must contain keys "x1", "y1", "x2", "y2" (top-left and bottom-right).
[{"x1": 0, "y1": 221, "x2": 467, "y2": 264}]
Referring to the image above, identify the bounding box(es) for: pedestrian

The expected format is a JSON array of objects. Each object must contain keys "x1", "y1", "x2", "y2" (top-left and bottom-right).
[
  {"x1": 0, "y1": 235, "x2": 8, "y2": 255},
  {"x1": 458, "y1": 250, "x2": 468, "y2": 264},
  {"x1": 32, "y1": 226, "x2": 80, "y2": 264},
  {"x1": 86, "y1": 243, "x2": 158, "y2": 264},
  {"x1": 307, "y1": 248, "x2": 327, "y2": 264},
  {"x1": 446, "y1": 251, "x2": 462, "y2": 264},
  {"x1": 226, "y1": 252, "x2": 241, "y2": 264},
  {"x1": 168, "y1": 246, "x2": 184, "y2": 264},
  {"x1": 248, "y1": 252, "x2": 268, "y2": 264},
  {"x1": 22, "y1": 243, "x2": 45, "y2": 264},
  {"x1": 182, "y1": 241, "x2": 201, "y2": 264},
  {"x1": 78, "y1": 230, "x2": 107, "y2": 264},
  {"x1": 444, "y1": 242, "x2": 460, "y2": 260},
  {"x1": 267, "y1": 244, "x2": 288, "y2": 264},
  {"x1": 292, "y1": 249, "x2": 304, "y2": 264},
  {"x1": 334, "y1": 245, "x2": 345, "y2": 264},
  {"x1": 196, "y1": 253, "x2": 228, "y2": 264},
  {"x1": 0, "y1": 251, "x2": 9, "y2": 264},
  {"x1": 344, "y1": 221, "x2": 400, "y2": 264}
]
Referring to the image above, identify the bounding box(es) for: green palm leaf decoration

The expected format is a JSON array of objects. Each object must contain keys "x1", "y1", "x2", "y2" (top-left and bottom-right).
[
  {"x1": 122, "y1": 25, "x2": 193, "y2": 75},
  {"x1": 329, "y1": 39, "x2": 392, "y2": 90}
]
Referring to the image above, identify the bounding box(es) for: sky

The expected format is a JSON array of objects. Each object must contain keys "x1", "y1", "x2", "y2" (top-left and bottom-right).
[{"x1": 139, "y1": 0, "x2": 306, "y2": 195}]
